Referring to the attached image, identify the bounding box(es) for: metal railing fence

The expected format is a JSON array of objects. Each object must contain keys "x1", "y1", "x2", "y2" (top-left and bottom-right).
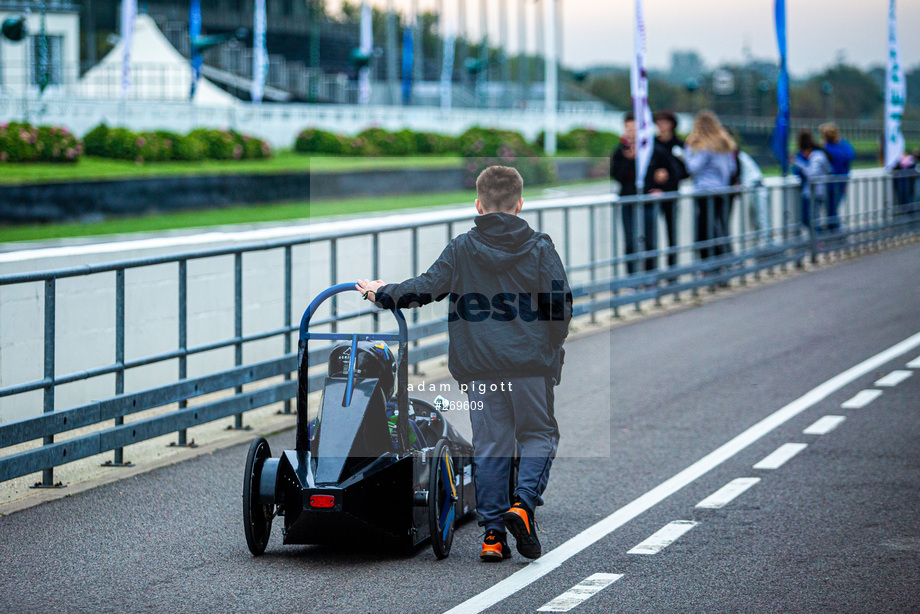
[{"x1": 0, "y1": 169, "x2": 918, "y2": 487}]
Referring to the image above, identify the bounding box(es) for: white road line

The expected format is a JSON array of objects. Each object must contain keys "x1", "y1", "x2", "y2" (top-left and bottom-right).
[
  {"x1": 695, "y1": 478, "x2": 761, "y2": 509},
  {"x1": 441, "y1": 331, "x2": 920, "y2": 614},
  {"x1": 841, "y1": 389, "x2": 883, "y2": 409},
  {"x1": 536, "y1": 574, "x2": 623, "y2": 612},
  {"x1": 753, "y1": 443, "x2": 808, "y2": 470},
  {"x1": 628, "y1": 520, "x2": 699, "y2": 555},
  {"x1": 875, "y1": 370, "x2": 913, "y2": 387},
  {"x1": 803, "y1": 415, "x2": 846, "y2": 435},
  {"x1": 908, "y1": 356, "x2": 920, "y2": 369}
]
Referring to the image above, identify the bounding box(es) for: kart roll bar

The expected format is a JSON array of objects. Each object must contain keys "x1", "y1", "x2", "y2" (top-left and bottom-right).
[{"x1": 296, "y1": 283, "x2": 411, "y2": 454}]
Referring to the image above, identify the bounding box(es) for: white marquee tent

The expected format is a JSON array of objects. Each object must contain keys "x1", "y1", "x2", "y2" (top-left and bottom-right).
[{"x1": 78, "y1": 14, "x2": 238, "y2": 107}]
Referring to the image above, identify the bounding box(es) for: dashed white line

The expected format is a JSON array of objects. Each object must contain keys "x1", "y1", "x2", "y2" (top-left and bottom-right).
[
  {"x1": 628, "y1": 520, "x2": 699, "y2": 555},
  {"x1": 536, "y1": 574, "x2": 623, "y2": 612},
  {"x1": 753, "y1": 443, "x2": 808, "y2": 470},
  {"x1": 907, "y1": 356, "x2": 920, "y2": 369},
  {"x1": 874, "y1": 370, "x2": 913, "y2": 387},
  {"x1": 803, "y1": 415, "x2": 846, "y2": 435},
  {"x1": 841, "y1": 389, "x2": 883, "y2": 409},
  {"x1": 441, "y1": 331, "x2": 920, "y2": 614},
  {"x1": 695, "y1": 478, "x2": 761, "y2": 509}
]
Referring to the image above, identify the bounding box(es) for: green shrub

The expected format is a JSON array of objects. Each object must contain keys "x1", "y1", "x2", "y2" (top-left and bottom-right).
[
  {"x1": 241, "y1": 133, "x2": 272, "y2": 160},
  {"x1": 458, "y1": 127, "x2": 555, "y2": 188},
  {"x1": 0, "y1": 122, "x2": 81, "y2": 163},
  {"x1": 173, "y1": 133, "x2": 207, "y2": 161},
  {"x1": 295, "y1": 128, "x2": 348, "y2": 155},
  {"x1": 354, "y1": 127, "x2": 415, "y2": 156},
  {"x1": 83, "y1": 123, "x2": 110, "y2": 157}
]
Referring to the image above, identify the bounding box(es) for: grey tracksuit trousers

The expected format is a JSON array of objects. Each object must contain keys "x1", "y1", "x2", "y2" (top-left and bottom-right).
[{"x1": 466, "y1": 376, "x2": 560, "y2": 533}]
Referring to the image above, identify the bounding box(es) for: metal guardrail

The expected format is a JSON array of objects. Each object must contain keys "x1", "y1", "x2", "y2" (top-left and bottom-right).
[{"x1": 0, "y1": 169, "x2": 918, "y2": 487}]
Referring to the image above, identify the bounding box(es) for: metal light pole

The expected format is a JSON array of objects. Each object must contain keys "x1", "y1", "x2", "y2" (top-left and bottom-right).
[
  {"x1": 479, "y1": 0, "x2": 488, "y2": 105},
  {"x1": 387, "y1": 0, "x2": 398, "y2": 104},
  {"x1": 543, "y1": 0, "x2": 557, "y2": 154},
  {"x1": 413, "y1": 0, "x2": 423, "y2": 85},
  {"x1": 518, "y1": 0, "x2": 527, "y2": 103},
  {"x1": 458, "y1": 0, "x2": 467, "y2": 86},
  {"x1": 499, "y1": 0, "x2": 509, "y2": 107}
]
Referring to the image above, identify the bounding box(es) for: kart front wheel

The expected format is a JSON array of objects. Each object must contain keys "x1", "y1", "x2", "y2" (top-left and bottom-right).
[
  {"x1": 243, "y1": 437, "x2": 273, "y2": 556},
  {"x1": 429, "y1": 439, "x2": 457, "y2": 560}
]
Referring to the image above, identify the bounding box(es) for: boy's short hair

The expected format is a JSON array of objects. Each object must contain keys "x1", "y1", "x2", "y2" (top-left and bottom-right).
[
  {"x1": 623, "y1": 111, "x2": 635, "y2": 123},
  {"x1": 476, "y1": 166, "x2": 524, "y2": 213}
]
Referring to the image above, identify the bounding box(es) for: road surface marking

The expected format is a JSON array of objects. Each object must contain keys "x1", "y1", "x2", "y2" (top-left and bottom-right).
[
  {"x1": 695, "y1": 478, "x2": 761, "y2": 509},
  {"x1": 874, "y1": 370, "x2": 913, "y2": 387},
  {"x1": 907, "y1": 356, "x2": 920, "y2": 369},
  {"x1": 442, "y1": 331, "x2": 920, "y2": 614},
  {"x1": 754, "y1": 443, "x2": 808, "y2": 470},
  {"x1": 628, "y1": 521, "x2": 698, "y2": 555},
  {"x1": 536, "y1": 574, "x2": 623, "y2": 612},
  {"x1": 841, "y1": 390, "x2": 883, "y2": 409},
  {"x1": 803, "y1": 415, "x2": 846, "y2": 435}
]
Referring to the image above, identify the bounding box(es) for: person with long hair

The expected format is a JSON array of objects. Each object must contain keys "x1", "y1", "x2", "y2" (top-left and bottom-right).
[{"x1": 684, "y1": 111, "x2": 737, "y2": 263}]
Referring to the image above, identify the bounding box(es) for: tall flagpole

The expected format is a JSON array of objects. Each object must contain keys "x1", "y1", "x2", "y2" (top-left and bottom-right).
[
  {"x1": 543, "y1": 0, "x2": 557, "y2": 154},
  {"x1": 630, "y1": 0, "x2": 653, "y2": 191},
  {"x1": 884, "y1": 0, "x2": 905, "y2": 169},
  {"x1": 251, "y1": 0, "x2": 267, "y2": 104},
  {"x1": 358, "y1": 1, "x2": 372, "y2": 104}
]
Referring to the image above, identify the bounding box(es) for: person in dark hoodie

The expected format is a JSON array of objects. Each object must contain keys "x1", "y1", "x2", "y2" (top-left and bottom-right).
[
  {"x1": 653, "y1": 110, "x2": 689, "y2": 273},
  {"x1": 611, "y1": 111, "x2": 678, "y2": 275},
  {"x1": 356, "y1": 166, "x2": 572, "y2": 563}
]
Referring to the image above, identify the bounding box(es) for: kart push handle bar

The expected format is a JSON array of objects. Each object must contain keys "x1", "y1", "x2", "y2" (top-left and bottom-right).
[{"x1": 297, "y1": 283, "x2": 412, "y2": 454}]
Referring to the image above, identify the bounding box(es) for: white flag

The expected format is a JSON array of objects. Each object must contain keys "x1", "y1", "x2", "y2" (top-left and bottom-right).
[
  {"x1": 440, "y1": 23, "x2": 455, "y2": 110},
  {"x1": 884, "y1": 0, "x2": 906, "y2": 169},
  {"x1": 251, "y1": 0, "x2": 268, "y2": 104},
  {"x1": 120, "y1": 0, "x2": 137, "y2": 100},
  {"x1": 358, "y1": 2, "x2": 373, "y2": 105},
  {"x1": 630, "y1": 0, "x2": 654, "y2": 191}
]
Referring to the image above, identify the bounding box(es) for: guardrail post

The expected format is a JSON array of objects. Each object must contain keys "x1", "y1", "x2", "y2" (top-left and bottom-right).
[
  {"x1": 103, "y1": 269, "x2": 134, "y2": 466},
  {"x1": 411, "y1": 227, "x2": 421, "y2": 376},
  {"x1": 31, "y1": 278, "x2": 64, "y2": 489},
  {"x1": 171, "y1": 260, "x2": 198, "y2": 443},
  {"x1": 228, "y1": 253, "x2": 250, "y2": 431},
  {"x1": 372, "y1": 232, "x2": 380, "y2": 333},
  {"x1": 281, "y1": 247, "x2": 294, "y2": 414},
  {"x1": 808, "y1": 182, "x2": 818, "y2": 266},
  {"x1": 611, "y1": 203, "x2": 620, "y2": 317},
  {"x1": 588, "y1": 205, "x2": 597, "y2": 323}
]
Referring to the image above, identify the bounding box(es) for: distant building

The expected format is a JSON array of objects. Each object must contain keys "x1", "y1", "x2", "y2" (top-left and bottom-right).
[
  {"x1": 0, "y1": 0, "x2": 80, "y2": 96},
  {"x1": 668, "y1": 50, "x2": 705, "y2": 87}
]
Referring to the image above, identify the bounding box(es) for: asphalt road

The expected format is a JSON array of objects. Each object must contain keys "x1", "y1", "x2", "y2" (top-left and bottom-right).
[{"x1": 1, "y1": 243, "x2": 918, "y2": 614}]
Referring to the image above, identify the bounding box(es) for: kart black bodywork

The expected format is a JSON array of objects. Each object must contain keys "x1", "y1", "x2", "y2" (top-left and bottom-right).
[{"x1": 243, "y1": 283, "x2": 476, "y2": 558}]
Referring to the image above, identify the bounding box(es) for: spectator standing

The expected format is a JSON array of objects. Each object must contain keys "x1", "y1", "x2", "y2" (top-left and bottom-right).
[
  {"x1": 610, "y1": 112, "x2": 677, "y2": 276},
  {"x1": 735, "y1": 147, "x2": 772, "y2": 246},
  {"x1": 684, "y1": 111, "x2": 737, "y2": 262},
  {"x1": 792, "y1": 130, "x2": 833, "y2": 232},
  {"x1": 820, "y1": 123, "x2": 855, "y2": 232},
  {"x1": 653, "y1": 110, "x2": 690, "y2": 275},
  {"x1": 891, "y1": 150, "x2": 918, "y2": 213}
]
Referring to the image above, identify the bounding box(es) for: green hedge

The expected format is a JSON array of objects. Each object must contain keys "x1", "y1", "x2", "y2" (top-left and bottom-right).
[
  {"x1": 0, "y1": 122, "x2": 82, "y2": 163},
  {"x1": 536, "y1": 128, "x2": 620, "y2": 157},
  {"x1": 295, "y1": 126, "x2": 459, "y2": 157},
  {"x1": 82, "y1": 124, "x2": 271, "y2": 163},
  {"x1": 458, "y1": 127, "x2": 556, "y2": 188}
]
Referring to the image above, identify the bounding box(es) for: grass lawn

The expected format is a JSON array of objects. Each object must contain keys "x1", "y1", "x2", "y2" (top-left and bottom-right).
[
  {"x1": 0, "y1": 189, "x2": 489, "y2": 243},
  {"x1": 0, "y1": 151, "x2": 466, "y2": 185}
]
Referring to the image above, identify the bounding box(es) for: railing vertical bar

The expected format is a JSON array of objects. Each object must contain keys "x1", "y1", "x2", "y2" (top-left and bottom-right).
[
  {"x1": 282, "y1": 247, "x2": 293, "y2": 414},
  {"x1": 111, "y1": 269, "x2": 131, "y2": 465},
  {"x1": 232, "y1": 252, "x2": 246, "y2": 430},
  {"x1": 588, "y1": 205, "x2": 597, "y2": 323},
  {"x1": 372, "y1": 232, "x2": 380, "y2": 332},
  {"x1": 330, "y1": 238, "x2": 338, "y2": 334},
  {"x1": 38, "y1": 278, "x2": 57, "y2": 487},
  {"x1": 411, "y1": 227, "x2": 420, "y2": 375},
  {"x1": 175, "y1": 259, "x2": 194, "y2": 442}
]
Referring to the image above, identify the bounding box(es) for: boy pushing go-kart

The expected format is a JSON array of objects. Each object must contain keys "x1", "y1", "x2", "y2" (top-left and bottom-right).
[{"x1": 356, "y1": 165, "x2": 572, "y2": 561}]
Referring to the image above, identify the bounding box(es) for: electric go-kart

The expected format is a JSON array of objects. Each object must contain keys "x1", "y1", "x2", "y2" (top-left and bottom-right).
[{"x1": 242, "y1": 283, "x2": 477, "y2": 559}]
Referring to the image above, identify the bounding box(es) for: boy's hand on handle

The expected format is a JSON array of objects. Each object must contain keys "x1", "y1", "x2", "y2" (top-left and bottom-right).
[{"x1": 356, "y1": 279, "x2": 385, "y2": 303}]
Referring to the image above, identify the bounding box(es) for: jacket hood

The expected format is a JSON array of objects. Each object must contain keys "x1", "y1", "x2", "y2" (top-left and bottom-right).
[{"x1": 468, "y1": 212, "x2": 541, "y2": 271}]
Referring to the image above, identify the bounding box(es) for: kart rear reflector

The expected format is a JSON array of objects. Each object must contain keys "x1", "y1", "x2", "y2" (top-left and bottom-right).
[{"x1": 310, "y1": 495, "x2": 336, "y2": 508}]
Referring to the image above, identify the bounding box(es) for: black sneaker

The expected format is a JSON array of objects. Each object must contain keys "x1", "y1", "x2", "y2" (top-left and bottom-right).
[
  {"x1": 503, "y1": 501, "x2": 541, "y2": 559},
  {"x1": 480, "y1": 529, "x2": 511, "y2": 561}
]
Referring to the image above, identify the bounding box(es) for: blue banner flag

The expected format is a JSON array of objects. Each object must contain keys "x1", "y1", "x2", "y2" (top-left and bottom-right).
[
  {"x1": 189, "y1": 0, "x2": 202, "y2": 99},
  {"x1": 401, "y1": 26, "x2": 414, "y2": 105},
  {"x1": 769, "y1": 0, "x2": 790, "y2": 174}
]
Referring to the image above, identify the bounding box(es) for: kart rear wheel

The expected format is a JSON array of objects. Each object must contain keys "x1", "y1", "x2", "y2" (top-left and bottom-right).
[
  {"x1": 243, "y1": 437, "x2": 273, "y2": 556},
  {"x1": 429, "y1": 439, "x2": 457, "y2": 560}
]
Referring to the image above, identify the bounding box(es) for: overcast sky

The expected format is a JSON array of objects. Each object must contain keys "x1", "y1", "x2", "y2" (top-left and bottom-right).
[{"x1": 329, "y1": 0, "x2": 920, "y2": 76}]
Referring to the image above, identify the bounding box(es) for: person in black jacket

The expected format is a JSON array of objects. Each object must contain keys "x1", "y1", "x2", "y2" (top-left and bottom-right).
[
  {"x1": 610, "y1": 111, "x2": 678, "y2": 275},
  {"x1": 653, "y1": 110, "x2": 689, "y2": 274},
  {"x1": 356, "y1": 166, "x2": 572, "y2": 562}
]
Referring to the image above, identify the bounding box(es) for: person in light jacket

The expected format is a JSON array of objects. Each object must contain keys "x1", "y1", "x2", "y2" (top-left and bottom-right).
[
  {"x1": 792, "y1": 130, "x2": 833, "y2": 232},
  {"x1": 684, "y1": 111, "x2": 737, "y2": 262}
]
